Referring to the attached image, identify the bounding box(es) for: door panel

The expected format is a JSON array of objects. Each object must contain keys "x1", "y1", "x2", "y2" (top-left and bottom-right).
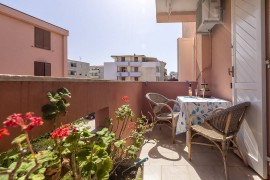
[{"x1": 232, "y1": 0, "x2": 267, "y2": 178}]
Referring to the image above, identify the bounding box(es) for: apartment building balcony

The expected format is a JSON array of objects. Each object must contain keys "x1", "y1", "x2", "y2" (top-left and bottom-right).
[
  {"x1": 129, "y1": 62, "x2": 142, "y2": 66},
  {"x1": 90, "y1": 75, "x2": 100, "y2": 79},
  {"x1": 129, "y1": 72, "x2": 142, "y2": 77},
  {"x1": 115, "y1": 62, "x2": 129, "y2": 66},
  {"x1": 116, "y1": 72, "x2": 129, "y2": 77},
  {"x1": 89, "y1": 69, "x2": 100, "y2": 73}
]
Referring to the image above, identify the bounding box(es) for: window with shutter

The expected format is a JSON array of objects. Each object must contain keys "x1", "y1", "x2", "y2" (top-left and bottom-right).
[
  {"x1": 34, "y1": 61, "x2": 51, "y2": 76},
  {"x1": 34, "y1": 27, "x2": 51, "y2": 50}
]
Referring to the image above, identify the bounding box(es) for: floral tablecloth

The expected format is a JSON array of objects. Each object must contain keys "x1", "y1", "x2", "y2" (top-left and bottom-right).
[{"x1": 173, "y1": 96, "x2": 231, "y2": 134}]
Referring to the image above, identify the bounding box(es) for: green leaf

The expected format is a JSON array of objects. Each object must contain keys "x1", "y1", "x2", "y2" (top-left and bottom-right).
[
  {"x1": 64, "y1": 133, "x2": 79, "y2": 144},
  {"x1": 47, "y1": 92, "x2": 61, "y2": 103},
  {"x1": 114, "y1": 140, "x2": 125, "y2": 149},
  {"x1": 80, "y1": 161, "x2": 94, "y2": 177},
  {"x1": 96, "y1": 128, "x2": 109, "y2": 136},
  {"x1": 96, "y1": 157, "x2": 112, "y2": 180},
  {"x1": 57, "y1": 87, "x2": 71, "y2": 98},
  {"x1": 76, "y1": 149, "x2": 91, "y2": 161},
  {"x1": 11, "y1": 134, "x2": 27, "y2": 145},
  {"x1": 0, "y1": 174, "x2": 8, "y2": 180},
  {"x1": 82, "y1": 130, "x2": 95, "y2": 138},
  {"x1": 30, "y1": 173, "x2": 45, "y2": 180},
  {"x1": 41, "y1": 104, "x2": 58, "y2": 120},
  {"x1": 61, "y1": 170, "x2": 73, "y2": 180}
]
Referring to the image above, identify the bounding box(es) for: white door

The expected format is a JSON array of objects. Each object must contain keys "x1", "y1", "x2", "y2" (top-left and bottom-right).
[{"x1": 232, "y1": 0, "x2": 267, "y2": 178}]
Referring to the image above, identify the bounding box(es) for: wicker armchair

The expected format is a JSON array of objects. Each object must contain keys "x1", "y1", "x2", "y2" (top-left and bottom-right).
[
  {"x1": 145, "y1": 93, "x2": 180, "y2": 144},
  {"x1": 187, "y1": 102, "x2": 250, "y2": 180}
]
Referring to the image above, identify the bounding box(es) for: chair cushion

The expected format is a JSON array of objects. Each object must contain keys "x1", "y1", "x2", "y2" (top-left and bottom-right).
[
  {"x1": 191, "y1": 123, "x2": 234, "y2": 142},
  {"x1": 156, "y1": 112, "x2": 179, "y2": 121}
]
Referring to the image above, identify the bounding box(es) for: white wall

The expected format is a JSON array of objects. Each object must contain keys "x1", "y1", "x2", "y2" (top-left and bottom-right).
[{"x1": 104, "y1": 62, "x2": 117, "y2": 80}]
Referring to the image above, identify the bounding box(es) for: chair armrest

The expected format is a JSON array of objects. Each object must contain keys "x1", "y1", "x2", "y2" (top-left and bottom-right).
[
  {"x1": 167, "y1": 99, "x2": 181, "y2": 109},
  {"x1": 213, "y1": 107, "x2": 226, "y2": 114},
  {"x1": 157, "y1": 102, "x2": 174, "y2": 114},
  {"x1": 168, "y1": 99, "x2": 180, "y2": 105}
]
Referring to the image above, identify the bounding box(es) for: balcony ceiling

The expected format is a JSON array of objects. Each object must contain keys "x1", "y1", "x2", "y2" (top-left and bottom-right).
[{"x1": 155, "y1": 0, "x2": 198, "y2": 23}]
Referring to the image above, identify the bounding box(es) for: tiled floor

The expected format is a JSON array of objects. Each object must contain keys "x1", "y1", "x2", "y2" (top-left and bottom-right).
[{"x1": 140, "y1": 126, "x2": 263, "y2": 180}]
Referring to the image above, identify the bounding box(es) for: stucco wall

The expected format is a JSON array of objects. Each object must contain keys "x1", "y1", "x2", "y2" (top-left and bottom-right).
[
  {"x1": 210, "y1": 0, "x2": 232, "y2": 101},
  {"x1": 182, "y1": 22, "x2": 196, "y2": 38},
  {"x1": 0, "y1": 8, "x2": 67, "y2": 77},
  {"x1": 178, "y1": 38, "x2": 195, "y2": 82}
]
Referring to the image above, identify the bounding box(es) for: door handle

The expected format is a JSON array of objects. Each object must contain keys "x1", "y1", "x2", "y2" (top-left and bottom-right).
[{"x1": 228, "y1": 66, "x2": 234, "y2": 77}]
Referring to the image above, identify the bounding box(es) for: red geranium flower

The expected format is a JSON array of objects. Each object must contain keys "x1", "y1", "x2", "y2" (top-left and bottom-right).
[
  {"x1": 121, "y1": 96, "x2": 129, "y2": 102},
  {"x1": 3, "y1": 112, "x2": 43, "y2": 131},
  {"x1": 51, "y1": 124, "x2": 76, "y2": 139},
  {"x1": 0, "y1": 128, "x2": 10, "y2": 140}
]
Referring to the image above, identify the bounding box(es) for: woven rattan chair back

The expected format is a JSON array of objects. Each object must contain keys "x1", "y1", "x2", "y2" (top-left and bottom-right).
[
  {"x1": 145, "y1": 93, "x2": 169, "y2": 115},
  {"x1": 145, "y1": 93, "x2": 179, "y2": 144},
  {"x1": 206, "y1": 102, "x2": 250, "y2": 136}
]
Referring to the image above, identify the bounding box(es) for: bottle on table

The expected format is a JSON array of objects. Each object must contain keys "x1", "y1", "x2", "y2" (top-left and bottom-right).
[{"x1": 188, "y1": 83, "x2": 192, "y2": 97}]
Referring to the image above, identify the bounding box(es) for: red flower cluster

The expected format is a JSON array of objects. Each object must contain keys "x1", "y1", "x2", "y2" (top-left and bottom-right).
[
  {"x1": 3, "y1": 112, "x2": 43, "y2": 132},
  {"x1": 51, "y1": 124, "x2": 76, "y2": 139},
  {"x1": 0, "y1": 128, "x2": 10, "y2": 140},
  {"x1": 121, "y1": 96, "x2": 129, "y2": 102}
]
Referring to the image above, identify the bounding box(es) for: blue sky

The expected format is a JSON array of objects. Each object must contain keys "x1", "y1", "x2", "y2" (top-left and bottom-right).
[{"x1": 1, "y1": 0, "x2": 182, "y2": 72}]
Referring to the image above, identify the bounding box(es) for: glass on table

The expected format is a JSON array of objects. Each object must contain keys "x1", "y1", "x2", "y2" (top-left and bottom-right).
[
  {"x1": 202, "y1": 88, "x2": 205, "y2": 99},
  {"x1": 195, "y1": 89, "x2": 198, "y2": 98}
]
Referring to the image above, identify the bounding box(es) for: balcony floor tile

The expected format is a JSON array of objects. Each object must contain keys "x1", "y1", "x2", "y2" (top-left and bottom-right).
[{"x1": 140, "y1": 126, "x2": 263, "y2": 180}]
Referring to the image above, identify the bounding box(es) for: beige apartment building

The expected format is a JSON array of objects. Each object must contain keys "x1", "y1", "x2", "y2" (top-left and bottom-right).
[
  {"x1": 0, "y1": 4, "x2": 68, "y2": 77},
  {"x1": 104, "y1": 55, "x2": 166, "y2": 81},
  {"x1": 67, "y1": 60, "x2": 90, "y2": 78},
  {"x1": 89, "y1": 66, "x2": 104, "y2": 79}
]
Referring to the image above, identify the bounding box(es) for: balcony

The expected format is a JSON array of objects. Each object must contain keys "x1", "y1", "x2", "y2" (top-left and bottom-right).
[
  {"x1": 116, "y1": 72, "x2": 129, "y2": 77},
  {"x1": 0, "y1": 75, "x2": 262, "y2": 179},
  {"x1": 129, "y1": 62, "x2": 142, "y2": 66},
  {"x1": 129, "y1": 72, "x2": 142, "y2": 77},
  {"x1": 89, "y1": 69, "x2": 100, "y2": 73},
  {"x1": 90, "y1": 75, "x2": 100, "y2": 79},
  {"x1": 115, "y1": 62, "x2": 129, "y2": 66}
]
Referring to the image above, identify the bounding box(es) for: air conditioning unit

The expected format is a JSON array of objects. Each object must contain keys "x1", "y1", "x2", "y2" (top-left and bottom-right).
[{"x1": 196, "y1": 0, "x2": 222, "y2": 34}]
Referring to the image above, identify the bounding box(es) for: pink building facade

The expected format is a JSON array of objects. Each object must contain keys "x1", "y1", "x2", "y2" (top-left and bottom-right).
[{"x1": 0, "y1": 4, "x2": 69, "y2": 77}]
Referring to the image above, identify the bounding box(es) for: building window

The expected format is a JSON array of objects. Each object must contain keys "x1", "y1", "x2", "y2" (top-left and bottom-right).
[
  {"x1": 69, "y1": 71, "x2": 77, "y2": 76},
  {"x1": 134, "y1": 57, "x2": 138, "y2": 62},
  {"x1": 134, "y1": 77, "x2": 139, "y2": 81},
  {"x1": 70, "y1": 62, "x2": 77, "y2": 67},
  {"x1": 121, "y1": 77, "x2": 125, "y2": 81},
  {"x1": 121, "y1": 67, "x2": 126, "y2": 72},
  {"x1": 34, "y1": 27, "x2": 51, "y2": 50},
  {"x1": 134, "y1": 67, "x2": 139, "y2": 72},
  {"x1": 121, "y1": 57, "x2": 125, "y2": 62},
  {"x1": 34, "y1": 61, "x2": 51, "y2": 76},
  {"x1": 156, "y1": 67, "x2": 160, "y2": 72}
]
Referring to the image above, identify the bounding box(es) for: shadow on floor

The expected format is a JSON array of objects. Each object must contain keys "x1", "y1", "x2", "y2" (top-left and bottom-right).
[{"x1": 140, "y1": 126, "x2": 262, "y2": 180}]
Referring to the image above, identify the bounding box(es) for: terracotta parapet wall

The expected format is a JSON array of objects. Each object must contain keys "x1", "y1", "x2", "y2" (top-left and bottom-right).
[{"x1": 0, "y1": 76, "x2": 143, "y2": 152}]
